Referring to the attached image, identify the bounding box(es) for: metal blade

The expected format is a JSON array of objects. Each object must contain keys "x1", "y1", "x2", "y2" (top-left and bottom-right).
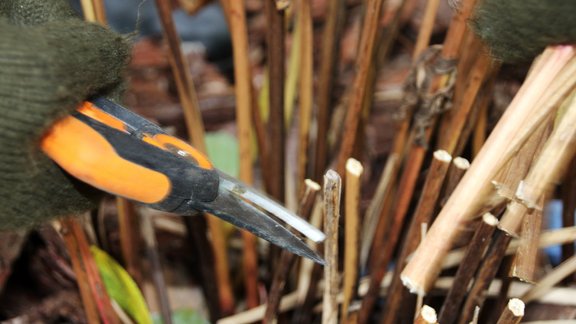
[
  {"x1": 197, "y1": 182, "x2": 325, "y2": 265},
  {"x1": 218, "y1": 172, "x2": 326, "y2": 243}
]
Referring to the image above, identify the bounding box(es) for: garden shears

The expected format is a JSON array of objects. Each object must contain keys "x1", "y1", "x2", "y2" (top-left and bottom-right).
[{"x1": 41, "y1": 98, "x2": 325, "y2": 264}]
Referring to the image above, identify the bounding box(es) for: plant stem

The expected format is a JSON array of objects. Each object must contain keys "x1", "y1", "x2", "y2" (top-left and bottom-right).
[
  {"x1": 522, "y1": 254, "x2": 576, "y2": 303},
  {"x1": 323, "y1": 170, "x2": 342, "y2": 324},
  {"x1": 116, "y1": 199, "x2": 142, "y2": 287},
  {"x1": 60, "y1": 218, "x2": 119, "y2": 324},
  {"x1": 402, "y1": 46, "x2": 576, "y2": 295},
  {"x1": 414, "y1": 305, "x2": 438, "y2": 324},
  {"x1": 342, "y1": 159, "x2": 364, "y2": 322},
  {"x1": 265, "y1": 0, "x2": 286, "y2": 203},
  {"x1": 438, "y1": 213, "x2": 499, "y2": 324},
  {"x1": 297, "y1": 0, "x2": 314, "y2": 193},
  {"x1": 313, "y1": 0, "x2": 345, "y2": 181},
  {"x1": 263, "y1": 180, "x2": 320, "y2": 322},
  {"x1": 457, "y1": 229, "x2": 512, "y2": 324},
  {"x1": 221, "y1": 0, "x2": 259, "y2": 312},
  {"x1": 155, "y1": 0, "x2": 231, "y2": 314},
  {"x1": 335, "y1": 0, "x2": 386, "y2": 176},
  {"x1": 495, "y1": 299, "x2": 524, "y2": 324},
  {"x1": 380, "y1": 150, "x2": 452, "y2": 324},
  {"x1": 141, "y1": 216, "x2": 172, "y2": 324}
]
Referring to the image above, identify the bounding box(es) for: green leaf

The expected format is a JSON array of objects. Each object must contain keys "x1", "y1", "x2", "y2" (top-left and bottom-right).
[
  {"x1": 205, "y1": 132, "x2": 239, "y2": 177},
  {"x1": 152, "y1": 308, "x2": 209, "y2": 324},
  {"x1": 91, "y1": 246, "x2": 152, "y2": 324}
]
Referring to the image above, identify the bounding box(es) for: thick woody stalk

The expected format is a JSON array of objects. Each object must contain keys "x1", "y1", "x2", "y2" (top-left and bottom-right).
[{"x1": 402, "y1": 46, "x2": 576, "y2": 294}]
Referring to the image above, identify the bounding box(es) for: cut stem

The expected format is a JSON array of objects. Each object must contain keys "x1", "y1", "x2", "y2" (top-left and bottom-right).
[
  {"x1": 496, "y1": 299, "x2": 525, "y2": 324},
  {"x1": 381, "y1": 150, "x2": 453, "y2": 324},
  {"x1": 402, "y1": 46, "x2": 576, "y2": 294},
  {"x1": 322, "y1": 170, "x2": 342, "y2": 324},
  {"x1": 341, "y1": 159, "x2": 364, "y2": 322},
  {"x1": 438, "y1": 213, "x2": 499, "y2": 324}
]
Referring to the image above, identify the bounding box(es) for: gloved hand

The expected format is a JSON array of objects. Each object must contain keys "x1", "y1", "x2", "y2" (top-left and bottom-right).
[{"x1": 0, "y1": 0, "x2": 129, "y2": 228}]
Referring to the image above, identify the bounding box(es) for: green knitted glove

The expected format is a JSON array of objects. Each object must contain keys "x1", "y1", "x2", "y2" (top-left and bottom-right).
[
  {"x1": 472, "y1": 0, "x2": 576, "y2": 62},
  {"x1": 0, "y1": 0, "x2": 129, "y2": 228}
]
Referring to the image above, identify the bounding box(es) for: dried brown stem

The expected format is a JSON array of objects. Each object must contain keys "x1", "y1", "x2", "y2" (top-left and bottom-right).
[
  {"x1": 438, "y1": 213, "x2": 499, "y2": 324},
  {"x1": 360, "y1": 141, "x2": 428, "y2": 324},
  {"x1": 293, "y1": 195, "x2": 324, "y2": 324},
  {"x1": 313, "y1": 0, "x2": 345, "y2": 181},
  {"x1": 184, "y1": 216, "x2": 222, "y2": 320},
  {"x1": 440, "y1": 157, "x2": 470, "y2": 206},
  {"x1": 263, "y1": 180, "x2": 320, "y2": 323},
  {"x1": 510, "y1": 197, "x2": 544, "y2": 283},
  {"x1": 323, "y1": 170, "x2": 342, "y2": 324},
  {"x1": 457, "y1": 229, "x2": 512, "y2": 324},
  {"x1": 402, "y1": 46, "x2": 576, "y2": 294},
  {"x1": 381, "y1": 150, "x2": 453, "y2": 324},
  {"x1": 60, "y1": 218, "x2": 119, "y2": 324},
  {"x1": 335, "y1": 0, "x2": 386, "y2": 175},
  {"x1": 443, "y1": 225, "x2": 576, "y2": 269},
  {"x1": 412, "y1": 0, "x2": 441, "y2": 59},
  {"x1": 296, "y1": 0, "x2": 314, "y2": 192},
  {"x1": 155, "y1": 0, "x2": 230, "y2": 313},
  {"x1": 221, "y1": 0, "x2": 258, "y2": 311},
  {"x1": 265, "y1": 0, "x2": 286, "y2": 202},
  {"x1": 437, "y1": 40, "x2": 495, "y2": 154},
  {"x1": 58, "y1": 220, "x2": 99, "y2": 324},
  {"x1": 142, "y1": 216, "x2": 172, "y2": 324},
  {"x1": 116, "y1": 199, "x2": 142, "y2": 287},
  {"x1": 561, "y1": 157, "x2": 576, "y2": 268},
  {"x1": 341, "y1": 159, "x2": 364, "y2": 322},
  {"x1": 496, "y1": 299, "x2": 524, "y2": 324},
  {"x1": 155, "y1": 0, "x2": 206, "y2": 150},
  {"x1": 360, "y1": 154, "x2": 399, "y2": 268}
]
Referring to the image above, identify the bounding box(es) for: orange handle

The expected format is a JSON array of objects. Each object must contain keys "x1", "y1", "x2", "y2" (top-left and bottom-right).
[{"x1": 41, "y1": 113, "x2": 172, "y2": 204}]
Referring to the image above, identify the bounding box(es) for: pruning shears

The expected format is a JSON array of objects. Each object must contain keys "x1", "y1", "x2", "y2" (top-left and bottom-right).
[{"x1": 41, "y1": 98, "x2": 325, "y2": 264}]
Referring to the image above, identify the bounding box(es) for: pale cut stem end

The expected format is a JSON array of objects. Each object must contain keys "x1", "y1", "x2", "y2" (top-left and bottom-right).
[
  {"x1": 482, "y1": 212, "x2": 499, "y2": 226},
  {"x1": 433, "y1": 149, "x2": 453, "y2": 163},
  {"x1": 420, "y1": 305, "x2": 438, "y2": 323},
  {"x1": 401, "y1": 274, "x2": 426, "y2": 295},
  {"x1": 346, "y1": 158, "x2": 364, "y2": 176},
  {"x1": 304, "y1": 179, "x2": 321, "y2": 191},
  {"x1": 453, "y1": 156, "x2": 471, "y2": 169},
  {"x1": 508, "y1": 298, "x2": 525, "y2": 317}
]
